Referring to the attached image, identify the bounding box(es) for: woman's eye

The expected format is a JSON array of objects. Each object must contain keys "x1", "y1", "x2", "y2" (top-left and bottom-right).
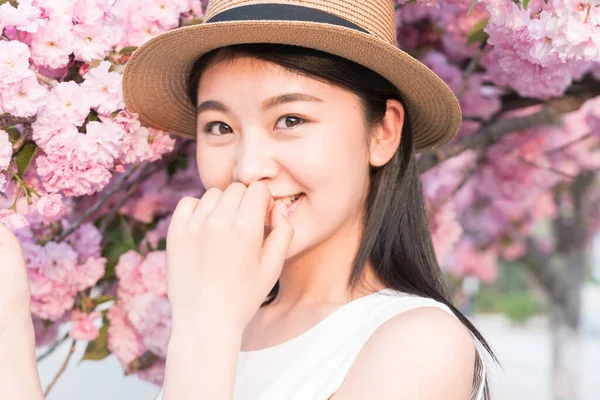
[
  {"x1": 275, "y1": 116, "x2": 305, "y2": 129},
  {"x1": 204, "y1": 122, "x2": 233, "y2": 136}
]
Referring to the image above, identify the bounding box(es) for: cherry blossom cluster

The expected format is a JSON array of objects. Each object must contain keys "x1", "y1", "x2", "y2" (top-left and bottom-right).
[
  {"x1": 394, "y1": 0, "x2": 600, "y2": 282},
  {"x1": 0, "y1": 0, "x2": 202, "y2": 382},
  {"x1": 104, "y1": 154, "x2": 203, "y2": 383}
]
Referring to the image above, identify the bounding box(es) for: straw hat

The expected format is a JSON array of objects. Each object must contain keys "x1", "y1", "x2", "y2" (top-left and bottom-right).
[{"x1": 122, "y1": 0, "x2": 462, "y2": 152}]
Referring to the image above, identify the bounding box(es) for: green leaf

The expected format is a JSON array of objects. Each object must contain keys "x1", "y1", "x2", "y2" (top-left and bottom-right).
[
  {"x1": 0, "y1": 0, "x2": 19, "y2": 7},
  {"x1": 102, "y1": 241, "x2": 137, "y2": 279},
  {"x1": 15, "y1": 141, "x2": 37, "y2": 176},
  {"x1": 82, "y1": 315, "x2": 110, "y2": 361},
  {"x1": 5, "y1": 126, "x2": 20, "y2": 144},
  {"x1": 467, "y1": 0, "x2": 478, "y2": 16},
  {"x1": 522, "y1": 0, "x2": 530, "y2": 9},
  {"x1": 120, "y1": 217, "x2": 136, "y2": 249},
  {"x1": 119, "y1": 46, "x2": 138, "y2": 55},
  {"x1": 466, "y1": 18, "x2": 489, "y2": 45},
  {"x1": 91, "y1": 295, "x2": 116, "y2": 306},
  {"x1": 87, "y1": 109, "x2": 100, "y2": 123}
]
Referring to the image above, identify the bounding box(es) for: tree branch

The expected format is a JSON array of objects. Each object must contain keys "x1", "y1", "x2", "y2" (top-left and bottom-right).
[
  {"x1": 56, "y1": 164, "x2": 141, "y2": 242},
  {"x1": 544, "y1": 132, "x2": 594, "y2": 155},
  {"x1": 43, "y1": 339, "x2": 76, "y2": 397},
  {"x1": 33, "y1": 70, "x2": 58, "y2": 89},
  {"x1": 0, "y1": 114, "x2": 36, "y2": 129},
  {"x1": 418, "y1": 93, "x2": 596, "y2": 173},
  {"x1": 97, "y1": 140, "x2": 191, "y2": 233},
  {"x1": 516, "y1": 157, "x2": 576, "y2": 180},
  {"x1": 427, "y1": 150, "x2": 486, "y2": 217},
  {"x1": 36, "y1": 332, "x2": 69, "y2": 363}
]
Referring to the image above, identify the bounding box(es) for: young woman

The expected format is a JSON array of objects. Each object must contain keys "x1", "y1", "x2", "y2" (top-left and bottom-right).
[{"x1": 0, "y1": 1, "x2": 498, "y2": 399}]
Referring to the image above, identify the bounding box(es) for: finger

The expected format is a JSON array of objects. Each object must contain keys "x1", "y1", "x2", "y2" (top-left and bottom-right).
[
  {"x1": 236, "y1": 181, "x2": 273, "y2": 237},
  {"x1": 169, "y1": 196, "x2": 200, "y2": 234},
  {"x1": 189, "y1": 187, "x2": 224, "y2": 227},
  {"x1": 260, "y1": 202, "x2": 294, "y2": 280},
  {"x1": 263, "y1": 195, "x2": 275, "y2": 228},
  {"x1": 207, "y1": 182, "x2": 247, "y2": 222},
  {"x1": 0, "y1": 221, "x2": 21, "y2": 249}
]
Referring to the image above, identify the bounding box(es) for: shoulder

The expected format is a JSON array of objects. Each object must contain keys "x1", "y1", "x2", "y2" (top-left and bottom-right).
[{"x1": 332, "y1": 303, "x2": 476, "y2": 400}]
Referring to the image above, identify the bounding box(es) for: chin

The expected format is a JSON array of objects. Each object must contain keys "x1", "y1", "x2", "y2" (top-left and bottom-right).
[{"x1": 262, "y1": 224, "x2": 312, "y2": 262}]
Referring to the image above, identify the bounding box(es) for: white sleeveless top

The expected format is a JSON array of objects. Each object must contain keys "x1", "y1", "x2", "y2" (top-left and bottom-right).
[{"x1": 155, "y1": 288, "x2": 487, "y2": 400}]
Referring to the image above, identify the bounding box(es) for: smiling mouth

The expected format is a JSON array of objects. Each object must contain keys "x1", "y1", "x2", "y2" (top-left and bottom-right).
[{"x1": 279, "y1": 193, "x2": 303, "y2": 207}]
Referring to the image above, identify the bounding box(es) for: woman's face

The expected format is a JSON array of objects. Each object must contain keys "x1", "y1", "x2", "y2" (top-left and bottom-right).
[{"x1": 195, "y1": 55, "x2": 373, "y2": 259}]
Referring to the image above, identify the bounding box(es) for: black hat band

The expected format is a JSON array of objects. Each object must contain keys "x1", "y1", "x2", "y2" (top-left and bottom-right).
[{"x1": 206, "y1": 4, "x2": 370, "y2": 35}]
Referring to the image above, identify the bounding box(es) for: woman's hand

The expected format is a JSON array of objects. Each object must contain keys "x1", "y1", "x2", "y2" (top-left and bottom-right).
[
  {"x1": 166, "y1": 181, "x2": 294, "y2": 334},
  {"x1": 0, "y1": 222, "x2": 34, "y2": 336}
]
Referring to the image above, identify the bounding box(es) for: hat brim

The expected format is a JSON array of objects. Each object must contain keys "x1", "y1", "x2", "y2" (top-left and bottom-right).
[{"x1": 122, "y1": 20, "x2": 462, "y2": 153}]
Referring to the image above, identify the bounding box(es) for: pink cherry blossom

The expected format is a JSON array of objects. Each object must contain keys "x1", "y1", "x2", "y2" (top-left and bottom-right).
[
  {"x1": 70, "y1": 310, "x2": 102, "y2": 341},
  {"x1": 78, "y1": 120, "x2": 123, "y2": 168},
  {"x1": 428, "y1": 200, "x2": 463, "y2": 264},
  {"x1": 419, "y1": 51, "x2": 462, "y2": 92},
  {"x1": 451, "y1": 238, "x2": 499, "y2": 283},
  {"x1": 126, "y1": 294, "x2": 171, "y2": 358},
  {"x1": 35, "y1": 193, "x2": 66, "y2": 224},
  {"x1": 71, "y1": 256, "x2": 106, "y2": 292},
  {"x1": 0, "y1": 129, "x2": 12, "y2": 170},
  {"x1": 107, "y1": 304, "x2": 148, "y2": 369},
  {"x1": 29, "y1": 19, "x2": 74, "y2": 69},
  {"x1": 139, "y1": 251, "x2": 167, "y2": 297},
  {"x1": 0, "y1": 209, "x2": 30, "y2": 231},
  {"x1": 0, "y1": 40, "x2": 33, "y2": 85},
  {"x1": 36, "y1": 150, "x2": 112, "y2": 197},
  {"x1": 64, "y1": 222, "x2": 103, "y2": 260},
  {"x1": 142, "y1": 215, "x2": 171, "y2": 252},
  {"x1": 72, "y1": 22, "x2": 122, "y2": 63},
  {"x1": 81, "y1": 61, "x2": 125, "y2": 116},
  {"x1": 115, "y1": 250, "x2": 148, "y2": 303},
  {"x1": 0, "y1": 174, "x2": 6, "y2": 192},
  {"x1": 72, "y1": 0, "x2": 107, "y2": 26},
  {"x1": 0, "y1": 0, "x2": 42, "y2": 33},
  {"x1": 39, "y1": 81, "x2": 91, "y2": 127},
  {"x1": 0, "y1": 74, "x2": 49, "y2": 118}
]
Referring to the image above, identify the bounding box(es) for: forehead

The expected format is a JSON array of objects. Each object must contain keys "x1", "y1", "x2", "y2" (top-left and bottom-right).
[{"x1": 197, "y1": 56, "x2": 359, "y2": 106}]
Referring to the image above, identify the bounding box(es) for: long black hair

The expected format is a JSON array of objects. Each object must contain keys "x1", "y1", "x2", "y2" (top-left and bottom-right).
[{"x1": 186, "y1": 43, "x2": 498, "y2": 398}]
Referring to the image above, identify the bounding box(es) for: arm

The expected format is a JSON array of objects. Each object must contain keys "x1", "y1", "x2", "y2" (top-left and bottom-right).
[
  {"x1": 0, "y1": 316, "x2": 44, "y2": 400},
  {"x1": 161, "y1": 183, "x2": 292, "y2": 400},
  {"x1": 0, "y1": 223, "x2": 44, "y2": 400},
  {"x1": 162, "y1": 321, "x2": 243, "y2": 400},
  {"x1": 331, "y1": 307, "x2": 476, "y2": 400}
]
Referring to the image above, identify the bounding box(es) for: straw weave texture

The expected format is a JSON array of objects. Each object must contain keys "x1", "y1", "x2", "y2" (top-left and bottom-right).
[{"x1": 205, "y1": 0, "x2": 397, "y2": 45}]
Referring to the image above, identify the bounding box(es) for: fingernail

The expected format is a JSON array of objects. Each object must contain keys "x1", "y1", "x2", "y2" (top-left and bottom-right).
[{"x1": 279, "y1": 202, "x2": 288, "y2": 216}]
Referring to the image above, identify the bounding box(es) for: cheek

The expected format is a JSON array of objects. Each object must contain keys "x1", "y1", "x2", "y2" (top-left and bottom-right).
[
  {"x1": 284, "y1": 127, "x2": 370, "y2": 205},
  {"x1": 196, "y1": 146, "x2": 233, "y2": 190}
]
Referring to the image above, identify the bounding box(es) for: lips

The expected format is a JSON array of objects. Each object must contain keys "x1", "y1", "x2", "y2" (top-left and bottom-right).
[
  {"x1": 268, "y1": 192, "x2": 305, "y2": 223},
  {"x1": 278, "y1": 193, "x2": 303, "y2": 207}
]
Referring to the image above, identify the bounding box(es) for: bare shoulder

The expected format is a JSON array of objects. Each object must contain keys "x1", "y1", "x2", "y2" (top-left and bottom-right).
[{"x1": 331, "y1": 306, "x2": 476, "y2": 400}]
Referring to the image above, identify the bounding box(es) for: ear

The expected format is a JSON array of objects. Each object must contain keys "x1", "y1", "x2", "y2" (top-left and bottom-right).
[{"x1": 369, "y1": 99, "x2": 405, "y2": 168}]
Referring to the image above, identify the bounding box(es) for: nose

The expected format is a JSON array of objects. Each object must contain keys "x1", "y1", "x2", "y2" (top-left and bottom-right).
[{"x1": 232, "y1": 133, "x2": 279, "y2": 186}]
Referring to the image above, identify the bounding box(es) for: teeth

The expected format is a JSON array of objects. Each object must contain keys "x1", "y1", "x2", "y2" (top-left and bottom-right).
[{"x1": 280, "y1": 193, "x2": 302, "y2": 207}]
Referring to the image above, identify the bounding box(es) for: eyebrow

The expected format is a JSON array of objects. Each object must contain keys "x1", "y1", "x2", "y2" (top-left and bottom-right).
[{"x1": 196, "y1": 92, "x2": 324, "y2": 115}]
